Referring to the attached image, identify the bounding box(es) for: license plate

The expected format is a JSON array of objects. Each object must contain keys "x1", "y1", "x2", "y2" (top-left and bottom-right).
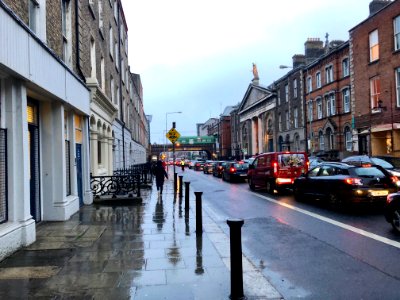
[
  {"x1": 240, "y1": 174, "x2": 247, "y2": 176},
  {"x1": 370, "y1": 190, "x2": 388, "y2": 196}
]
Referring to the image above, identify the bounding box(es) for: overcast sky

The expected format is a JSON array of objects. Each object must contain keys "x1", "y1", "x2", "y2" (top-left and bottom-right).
[{"x1": 120, "y1": 0, "x2": 372, "y2": 145}]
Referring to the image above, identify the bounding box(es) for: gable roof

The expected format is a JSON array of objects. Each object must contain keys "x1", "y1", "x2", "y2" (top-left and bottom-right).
[{"x1": 238, "y1": 83, "x2": 274, "y2": 115}]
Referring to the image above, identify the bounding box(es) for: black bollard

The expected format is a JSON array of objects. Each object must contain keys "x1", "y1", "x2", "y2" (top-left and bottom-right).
[
  {"x1": 178, "y1": 175, "x2": 183, "y2": 198},
  {"x1": 227, "y1": 219, "x2": 245, "y2": 300},
  {"x1": 174, "y1": 172, "x2": 178, "y2": 194},
  {"x1": 194, "y1": 192, "x2": 203, "y2": 236},
  {"x1": 195, "y1": 236, "x2": 204, "y2": 275},
  {"x1": 184, "y1": 181, "x2": 190, "y2": 211}
]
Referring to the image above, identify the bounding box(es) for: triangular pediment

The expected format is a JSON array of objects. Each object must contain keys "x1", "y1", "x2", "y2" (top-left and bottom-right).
[{"x1": 238, "y1": 84, "x2": 274, "y2": 114}]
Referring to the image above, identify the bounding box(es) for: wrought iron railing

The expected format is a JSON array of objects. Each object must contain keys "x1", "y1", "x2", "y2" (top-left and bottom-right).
[
  {"x1": 90, "y1": 174, "x2": 141, "y2": 199},
  {"x1": 0, "y1": 128, "x2": 7, "y2": 224},
  {"x1": 113, "y1": 163, "x2": 153, "y2": 184}
]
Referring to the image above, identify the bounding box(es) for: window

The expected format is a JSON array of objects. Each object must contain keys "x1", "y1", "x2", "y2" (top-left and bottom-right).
[
  {"x1": 64, "y1": 111, "x2": 71, "y2": 196},
  {"x1": 319, "y1": 131, "x2": 324, "y2": 151},
  {"x1": 325, "y1": 94, "x2": 335, "y2": 116},
  {"x1": 326, "y1": 128, "x2": 334, "y2": 150},
  {"x1": 307, "y1": 76, "x2": 312, "y2": 93},
  {"x1": 285, "y1": 110, "x2": 289, "y2": 130},
  {"x1": 90, "y1": 38, "x2": 96, "y2": 79},
  {"x1": 277, "y1": 92, "x2": 281, "y2": 106},
  {"x1": 343, "y1": 88, "x2": 350, "y2": 113},
  {"x1": 395, "y1": 16, "x2": 400, "y2": 51},
  {"x1": 317, "y1": 98, "x2": 323, "y2": 119},
  {"x1": 101, "y1": 57, "x2": 105, "y2": 90},
  {"x1": 316, "y1": 72, "x2": 321, "y2": 88},
  {"x1": 325, "y1": 65, "x2": 333, "y2": 84},
  {"x1": 114, "y1": 0, "x2": 118, "y2": 21},
  {"x1": 308, "y1": 101, "x2": 313, "y2": 121},
  {"x1": 396, "y1": 68, "x2": 400, "y2": 107},
  {"x1": 370, "y1": 77, "x2": 381, "y2": 109},
  {"x1": 345, "y1": 127, "x2": 352, "y2": 151},
  {"x1": 293, "y1": 79, "x2": 298, "y2": 98},
  {"x1": 115, "y1": 41, "x2": 118, "y2": 69},
  {"x1": 98, "y1": 0, "x2": 103, "y2": 30},
  {"x1": 110, "y1": 76, "x2": 114, "y2": 104},
  {"x1": 62, "y1": 0, "x2": 72, "y2": 66},
  {"x1": 294, "y1": 107, "x2": 298, "y2": 128},
  {"x1": 278, "y1": 113, "x2": 282, "y2": 131},
  {"x1": 109, "y1": 26, "x2": 113, "y2": 58},
  {"x1": 369, "y1": 29, "x2": 379, "y2": 62},
  {"x1": 75, "y1": 115, "x2": 82, "y2": 144},
  {"x1": 285, "y1": 84, "x2": 289, "y2": 102},
  {"x1": 342, "y1": 58, "x2": 349, "y2": 77},
  {"x1": 29, "y1": 0, "x2": 39, "y2": 33}
]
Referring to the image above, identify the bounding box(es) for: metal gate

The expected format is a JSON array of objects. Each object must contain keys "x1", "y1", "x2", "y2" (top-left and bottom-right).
[
  {"x1": 29, "y1": 124, "x2": 41, "y2": 222},
  {"x1": 76, "y1": 144, "x2": 83, "y2": 206}
]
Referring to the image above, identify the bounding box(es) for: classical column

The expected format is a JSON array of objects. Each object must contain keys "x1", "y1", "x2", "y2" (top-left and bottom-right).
[
  {"x1": 90, "y1": 130, "x2": 98, "y2": 175},
  {"x1": 251, "y1": 118, "x2": 257, "y2": 155},
  {"x1": 108, "y1": 137, "x2": 114, "y2": 175},
  {"x1": 258, "y1": 116, "x2": 263, "y2": 154},
  {"x1": 101, "y1": 136, "x2": 109, "y2": 174}
]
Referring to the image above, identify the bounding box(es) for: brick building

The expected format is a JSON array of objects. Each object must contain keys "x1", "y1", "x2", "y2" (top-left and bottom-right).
[
  {"x1": 304, "y1": 40, "x2": 353, "y2": 160},
  {"x1": 350, "y1": 0, "x2": 400, "y2": 156}
]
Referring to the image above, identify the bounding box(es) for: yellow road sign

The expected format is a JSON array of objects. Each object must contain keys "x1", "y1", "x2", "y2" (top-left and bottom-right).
[{"x1": 166, "y1": 128, "x2": 181, "y2": 143}]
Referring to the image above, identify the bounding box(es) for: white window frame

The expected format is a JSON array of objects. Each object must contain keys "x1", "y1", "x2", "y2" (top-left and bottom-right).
[
  {"x1": 308, "y1": 100, "x2": 313, "y2": 122},
  {"x1": 293, "y1": 79, "x2": 298, "y2": 98},
  {"x1": 396, "y1": 68, "x2": 400, "y2": 107},
  {"x1": 319, "y1": 131, "x2": 325, "y2": 151},
  {"x1": 29, "y1": 0, "x2": 39, "y2": 33},
  {"x1": 343, "y1": 88, "x2": 350, "y2": 113},
  {"x1": 325, "y1": 65, "x2": 333, "y2": 84},
  {"x1": 62, "y1": 0, "x2": 72, "y2": 67},
  {"x1": 109, "y1": 26, "x2": 113, "y2": 58},
  {"x1": 329, "y1": 94, "x2": 335, "y2": 116},
  {"x1": 278, "y1": 113, "x2": 282, "y2": 131},
  {"x1": 101, "y1": 57, "x2": 105, "y2": 91},
  {"x1": 115, "y1": 41, "x2": 118, "y2": 69},
  {"x1": 316, "y1": 72, "x2": 321, "y2": 88},
  {"x1": 370, "y1": 76, "x2": 380, "y2": 109},
  {"x1": 110, "y1": 76, "x2": 115, "y2": 104},
  {"x1": 307, "y1": 76, "x2": 312, "y2": 93},
  {"x1": 342, "y1": 58, "x2": 349, "y2": 77},
  {"x1": 317, "y1": 98, "x2": 323, "y2": 119},
  {"x1": 285, "y1": 110, "x2": 289, "y2": 130},
  {"x1": 369, "y1": 29, "x2": 379, "y2": 62},
  {"x1": 285, "y1": 84, "x2": 289, "y2": 102},
  {"x1": 394, "y1": 16, "x2": 400, "y2": 51},
  {"x1": 98, "y1": 0, "x2": 103, "y2": 30},
  {"x1": 90, "y1": 37, "x2": 96, "y2": 79},
  {"x1": 294, "y1": 107, "x2": 298, "y2": 128},
  {"x1": 345, "y1": 127, "x2": 352, "y2": 151}
]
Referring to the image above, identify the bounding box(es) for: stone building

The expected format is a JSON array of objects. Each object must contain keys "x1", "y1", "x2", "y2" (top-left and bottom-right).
[
  {"x1": 304, "y1": 40, "x2": 353, "y2": 160},
  {"x1": 350, "y1": 0, "x2": 400, "y2": 156},
  {"x1": 0, "y1": 0, "x2": 91, "y2": 260}
]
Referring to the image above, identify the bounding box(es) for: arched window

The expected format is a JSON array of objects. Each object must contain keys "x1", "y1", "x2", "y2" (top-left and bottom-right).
[
  {"x1": 326, "y1": 127, "x2": 334, "y2": 150},
  {"x1": 278, "y1": 136, "x2": 284, "y2": 152},
  {"x1": 294, "y1": 134, "x2": 300, "y2": 151}
]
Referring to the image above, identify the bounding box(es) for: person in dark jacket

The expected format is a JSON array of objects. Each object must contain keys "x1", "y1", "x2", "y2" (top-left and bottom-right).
[{"x1": 153, "y1": 160, "x2": 168, "y2": 196}]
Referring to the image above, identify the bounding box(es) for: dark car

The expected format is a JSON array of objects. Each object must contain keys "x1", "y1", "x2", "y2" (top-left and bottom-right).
[
  {"x1": 293, "y1": 162, "x2": 399, "y2": 206},
  {"x1": 203, "y1": 161, "x2": 215, "y2": 174},
  {"x1": 222, "y1": 161, "x2": 249, "y2": 182},
  {"x1": 309, "y1": 156, "x2": 325, "y2": 169},
  {"x1": 212, "y1": 161, "x2": 226, "y2": 177},
  {"x1": 193, "y1": 159, "x2": 206, "y2": 171},
  {"x1": 384, "y1": 192, "x2": 400, "y2": 233},
  {"x1": 342, "y1": 155, "x2": 400, "y2": 180}
]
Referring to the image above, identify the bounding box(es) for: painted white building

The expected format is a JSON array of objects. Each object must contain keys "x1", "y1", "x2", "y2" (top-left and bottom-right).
[{"x1": 0, "y1": 2, "x2": 91, "y2": 260}]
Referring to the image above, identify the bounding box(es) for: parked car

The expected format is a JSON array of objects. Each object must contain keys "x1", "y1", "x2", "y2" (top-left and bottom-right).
[
  {"x1": 222, "y1": 161, "x2": 249, "y2": 182},
  {"x1": 194, "y1": 159, "x2": 206, "y2": 171},
  {"x1": 203, "y1": 161, "x2": 215, "y2": 174},
  {"x1": 212, "y1": 161, "x2": 226, "y2": 177},
  {"x1": 342, "y1": 155, "x2": 400, "y2": 182},
  {"x1": 247, "y1": 152, "x2": 309, "y2": 193},
  {"x1": 384, "y1": 192, "x2": 400, "y2": 233},
  {"x1": 293, "y1": 162, "x2": 399, "y2": 206}
]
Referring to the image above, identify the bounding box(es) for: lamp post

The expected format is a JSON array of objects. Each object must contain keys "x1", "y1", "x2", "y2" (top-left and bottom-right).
[{"x1": 165, "y1": 111, "x2": 182, "y2": 158}]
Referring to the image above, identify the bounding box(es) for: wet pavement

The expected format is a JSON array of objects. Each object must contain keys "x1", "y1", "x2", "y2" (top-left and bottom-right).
[{"x1": 0, "y1": 176, "x2": 282, "y2": 299}]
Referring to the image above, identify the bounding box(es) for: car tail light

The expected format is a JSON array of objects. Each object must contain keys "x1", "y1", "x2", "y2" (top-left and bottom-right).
[
  {"x1": 273, "y1": 162, "x2": 278, "y2": 175},
  {"x1": 218, "y1": 166, "x2": 223, "y2": 170},
  {"x1": 230, "y1": 167, "x2": 236, "y2": 173},
  {"x1": 390, "y1": 176, "x2": 399, "y2": 184},
  {"x1": 276, "y1": 178, "x2": 293, "y2": 184},
  {"x1": 345, "y1": 178, "x2": 363, "y2": 185}
]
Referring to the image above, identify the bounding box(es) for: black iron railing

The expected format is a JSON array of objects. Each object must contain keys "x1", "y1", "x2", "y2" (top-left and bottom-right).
[
  {"x1": 0, "y1": 128, "x2": 7, "y2": 224},
  {"x1": 113, "y1": 163, "x2": 153, "y2": 184},
  {"x1": 90, "y1": 174, "x2": 141, "y2": 198}
]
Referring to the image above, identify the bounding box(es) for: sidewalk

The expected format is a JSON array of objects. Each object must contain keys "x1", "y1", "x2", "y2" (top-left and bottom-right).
[{"x1": 0, "y1": 177, "x2": 282, "y2": 299}]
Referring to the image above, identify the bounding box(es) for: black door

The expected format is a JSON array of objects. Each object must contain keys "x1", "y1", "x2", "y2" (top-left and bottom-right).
[
  {"x1": 29, "y1": 124, "x2": 41, "y2": 222},
  {"x1": 76, "y1": 144, "x2": 83, "y2": 206}
]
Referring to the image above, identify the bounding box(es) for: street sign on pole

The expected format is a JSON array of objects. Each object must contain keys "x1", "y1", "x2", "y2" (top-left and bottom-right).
[{"x1": 166, "y1": 128, "x2": 181, "y2": 144}]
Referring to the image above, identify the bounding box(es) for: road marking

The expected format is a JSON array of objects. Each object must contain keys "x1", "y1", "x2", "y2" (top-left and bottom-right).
[{"x1": 248, "y1": 190, "x2": 400, "y2": 249}]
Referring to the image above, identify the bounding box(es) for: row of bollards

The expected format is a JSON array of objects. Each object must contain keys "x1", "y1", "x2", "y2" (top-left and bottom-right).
[{"x1": 173, "y1": 172, "x2": 245, "y2": 300}]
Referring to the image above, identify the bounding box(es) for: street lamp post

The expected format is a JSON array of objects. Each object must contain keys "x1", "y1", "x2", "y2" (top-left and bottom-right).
[{"x1": 165, "y1": 111, "x2": 182, "y2": 159}]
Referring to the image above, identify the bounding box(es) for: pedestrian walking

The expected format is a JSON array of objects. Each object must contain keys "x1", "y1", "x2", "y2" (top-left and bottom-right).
[
  {"x1": 153, "y1": 160, "x2": 168, "y2": 197},
  {"x1": 181, "y1": 160, "x2": 185, "y2": 171}
]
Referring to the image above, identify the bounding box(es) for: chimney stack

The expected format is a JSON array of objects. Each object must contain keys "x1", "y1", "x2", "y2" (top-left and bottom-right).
[
  {"x1": 304, "y1": 38, "x2": 325, "y2": 64},
  {"x1": 292, "y1": 54, "x2": 306, "y2": 68},
  {"x1": 369, "y1": 0, "x2": 392, "y2": 16}
]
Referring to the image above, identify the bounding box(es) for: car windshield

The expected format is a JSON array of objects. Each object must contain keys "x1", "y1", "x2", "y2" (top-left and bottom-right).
[
  {"x1": 351, "y1": 167, "x2": 386, "y2": 178},
  {"x1": 278, "y1": 154, "x2": 306, "y2": 167},
  {"x1": 371, "y1": 157, "x2": 394, "y2": 169}
]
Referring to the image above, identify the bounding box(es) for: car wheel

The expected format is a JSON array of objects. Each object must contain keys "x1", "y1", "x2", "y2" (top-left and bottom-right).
[
  {"x1": 390, "y1": 207, "x2": 400, "y2": 233},
  {"x1": 328, "y1": 193, "x2": 343, "y2": 208},
  {"x1": 266, "y1": 181, "x2": 275, "y2": 194},
  {"x1": 248, "y1": 178, "x2": 255, "y2": 190}
]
